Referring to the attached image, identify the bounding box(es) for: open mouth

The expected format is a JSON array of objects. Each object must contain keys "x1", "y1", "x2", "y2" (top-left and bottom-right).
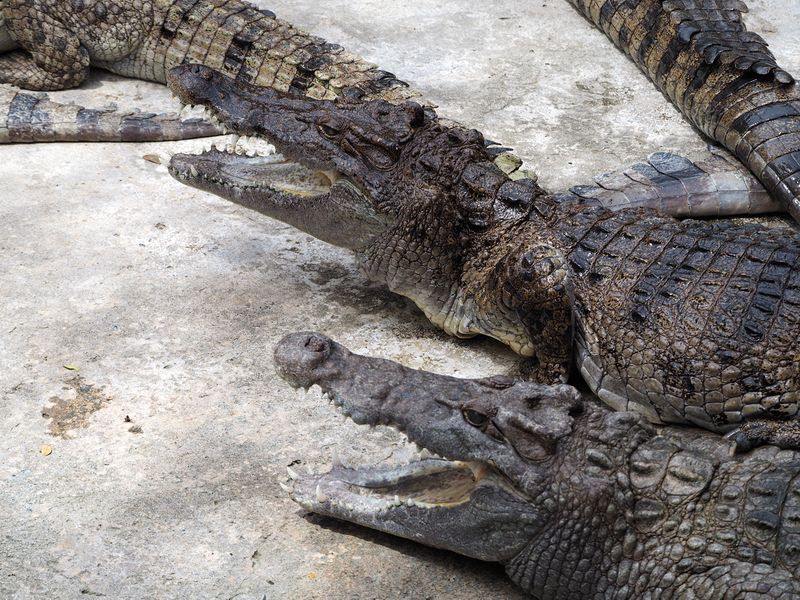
[
  {"x1": 289, "y1": 458, "x2": 487, "y2": 511},
  {"x1": 165, "y1": 64, "x2": 345, "y2": 204},
  {"x1": 282, "y1": 385, "x2": 524, "y2": 516},
  {"x1": 167, "y1": 92, "x2": 338, "y2": 201},
  {"x1": 169, "y1": 144, "x2": 336, "y2": 198}
]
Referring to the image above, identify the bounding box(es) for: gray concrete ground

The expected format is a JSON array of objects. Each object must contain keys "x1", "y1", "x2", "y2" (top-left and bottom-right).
[{"x1": 1, "y1": 1, "x2": 798, "y2": 598}]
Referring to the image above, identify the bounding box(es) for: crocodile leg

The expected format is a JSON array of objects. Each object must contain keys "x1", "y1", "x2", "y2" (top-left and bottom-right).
[
  {"x1": 484, "y1": 243, "x2": 574, "y2": 383},
  {"x1": 726, "y1": 418, "x2": 800, "y2": 453},
  {"x1": 556, "y1": 147, "x2": 781, "y2": 217},
  {"x1": 0, "y1": 15, "x2": 88, "y2": 91}
]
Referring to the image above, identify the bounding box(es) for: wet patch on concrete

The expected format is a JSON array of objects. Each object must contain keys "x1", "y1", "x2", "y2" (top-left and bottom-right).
[
  {"x1": 299, "y1": 261, "x2": 351, "y2": 286},
  {"x1": 42, "y1": 376, "x2": 111, "y2": 438}
]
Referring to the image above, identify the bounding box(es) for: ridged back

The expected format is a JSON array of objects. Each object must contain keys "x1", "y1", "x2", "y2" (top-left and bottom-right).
[{"x1": 108, "y1": 0, "x2": 415, "y2": 102}]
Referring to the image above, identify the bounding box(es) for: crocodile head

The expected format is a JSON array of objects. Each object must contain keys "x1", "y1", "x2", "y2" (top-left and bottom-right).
[
  {"x1": 274, "y1": 331, "x2": 654, "y2": 584},
  {"x1": 167, "y1": 63, "x2": 418, "y2": 250},
  {"x1": 168, "y1": 65, "x2": 557, "y2": 359}
]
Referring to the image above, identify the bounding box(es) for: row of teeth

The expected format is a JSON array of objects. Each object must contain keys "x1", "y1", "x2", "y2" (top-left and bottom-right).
[
  {"x1": 279, "y1": 391, "x2": 447, "y2": 500},
  {"x1": 199, "y1": 134, "x2": 277, "y2": 157},
  {"x1": 283, "y1": 470, "x2": 452, "y2": 510},
  {"x1": 176, "y1": 102, "x2": 277, "y2": 157}
]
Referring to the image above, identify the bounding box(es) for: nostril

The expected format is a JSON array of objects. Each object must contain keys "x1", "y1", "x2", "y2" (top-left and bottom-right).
[
  {"x1": 274, "y1": 332, "x2": 338, "y2": 389},
  {"x1": 304, "y1": 334, "x2": 329, "y2": 354}
]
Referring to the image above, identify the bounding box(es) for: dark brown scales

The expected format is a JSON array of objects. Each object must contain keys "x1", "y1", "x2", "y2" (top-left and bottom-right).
[{"x1": 0, "y1": 0, "x2": 416, "y2": 141}]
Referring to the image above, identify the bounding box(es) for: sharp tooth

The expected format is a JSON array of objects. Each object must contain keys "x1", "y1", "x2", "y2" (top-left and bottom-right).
[
  {"x1": 279, "y1": 482, "x2": 293, "y2": 493},
  {"x1": 315, "y1": 484, "x2": 329, "y2": 503},
  {"x1": 189, "y1": 164, "x2": 198, "y2": 177},
  {"x1": 227, "y1": 134, "x2": 240, "y2": 146},
  {"x1": 287, "y1": 466, "x2": 299, "y2": 480}
]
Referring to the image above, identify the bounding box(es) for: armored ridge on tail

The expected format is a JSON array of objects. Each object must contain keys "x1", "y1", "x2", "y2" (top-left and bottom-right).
[
  {"x1": 0, "y1": 0, "x2": 416, "y2": 142},
  {"x1": 567, "y1": 0, "x2": 800, "y2": 221}
]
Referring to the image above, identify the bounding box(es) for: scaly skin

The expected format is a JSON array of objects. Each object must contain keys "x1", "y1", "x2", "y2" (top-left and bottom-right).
[
  {"x1": 1, "y1": 0, "x2": 798, "y2": 225},
  {"x1": 1, "y1": 0, "x2": 799, "y2": 222},
  {"x1": 0, "y1": 0, "x2": 416, "y2": 141},
  {"x1": 556, "y1": 148, "x2": 781, "y2": 217},
  {"x1": 276, "y1": 331, "x2": 800, "y2": 599},
  {"x1": 567, "y1": 0, "x2": 800, "y2": 224},
  {"x1": 168, "y1": 65, "x2": 800, "y2": 450}
]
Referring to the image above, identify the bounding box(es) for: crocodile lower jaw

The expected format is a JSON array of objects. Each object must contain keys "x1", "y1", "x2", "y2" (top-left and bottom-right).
[
  {"x1": 288, "y1": 459, "x2": 485, "y2": 513},
  {"x1": 169, "y1": 146, "x2": 335, "y2": 198}
]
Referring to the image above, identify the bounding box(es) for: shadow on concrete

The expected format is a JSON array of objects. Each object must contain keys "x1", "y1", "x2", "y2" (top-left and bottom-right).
[{"x1": 303, "y1": 512, "x2": 528, "y2": 598}]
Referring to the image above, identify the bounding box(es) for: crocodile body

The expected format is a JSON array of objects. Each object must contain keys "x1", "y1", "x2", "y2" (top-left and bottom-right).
[
  {"x1": 276, "y1": 331, "x2": 800, "y2": 599},
  {"x1": 0, "y1": 0, "x2": 415, "y2": 141},
  {"x1": 168, "y1": 65, "x2": 800, "y2": 449}
]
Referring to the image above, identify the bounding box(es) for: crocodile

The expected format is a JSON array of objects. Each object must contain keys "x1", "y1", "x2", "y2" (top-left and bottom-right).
[
  {"x1": 1, "y1": 0, "x2": 799, "y2": 222},
  {"x1": 168, "y1": 64, "x2": 800, "y2": 451},
  {"x1": 0, "y1": 0, "x2": 416, "y2": 142},
  {"x1": 276, "y1": 330, "x2": 800, "y2": 599}
]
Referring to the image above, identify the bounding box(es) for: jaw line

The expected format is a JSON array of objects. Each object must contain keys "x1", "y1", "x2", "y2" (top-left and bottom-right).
[{"x1": 168, "y1": 146, "x2": 390, "y2": 250}]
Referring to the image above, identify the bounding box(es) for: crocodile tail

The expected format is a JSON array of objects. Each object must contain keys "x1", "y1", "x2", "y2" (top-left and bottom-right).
[
  {"x1": 567, "y1": 0, "x2": 800, "y2": 220},
  {"x1": 0, "y1": 86, "x2": 223, "y2": 143},
  {"x1": 555, "y1": 148, "x2": 779, "y2": 217},
  {"x1": 112, "y1": 1, "x2": 419, "y2": 105},
  {"x1": 709, "y1": 83, "x2": 800, "y2": 221}
]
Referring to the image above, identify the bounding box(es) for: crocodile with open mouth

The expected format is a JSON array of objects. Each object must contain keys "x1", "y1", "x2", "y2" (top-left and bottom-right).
[
  {"x1": 275, "y1": 331, "x2": 800, "y2": 599},
  {"x1": 168, "y1": 63, "x2": 800, "y2": 452},
  {"x1": 1, "y1": 0, "x2": 797, "y2": 221}
]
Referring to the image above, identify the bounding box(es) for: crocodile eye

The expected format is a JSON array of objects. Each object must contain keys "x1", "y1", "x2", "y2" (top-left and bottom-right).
[
  {"x1": 462, "y1": 408, "x2": 489, "y2": 429},
  {"x1": 318, "y1": 123, "x2": 340, "y2": 139}
]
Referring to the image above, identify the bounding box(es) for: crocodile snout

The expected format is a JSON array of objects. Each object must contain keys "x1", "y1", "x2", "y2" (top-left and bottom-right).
[{"x1": 273, "y1": 331, "x2": 337, "y2": 389}]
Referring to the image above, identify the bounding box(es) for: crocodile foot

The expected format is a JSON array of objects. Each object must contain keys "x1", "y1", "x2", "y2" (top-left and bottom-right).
[{"x1": 726, "y1": 418, "x2": 800, "y2": 454}]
